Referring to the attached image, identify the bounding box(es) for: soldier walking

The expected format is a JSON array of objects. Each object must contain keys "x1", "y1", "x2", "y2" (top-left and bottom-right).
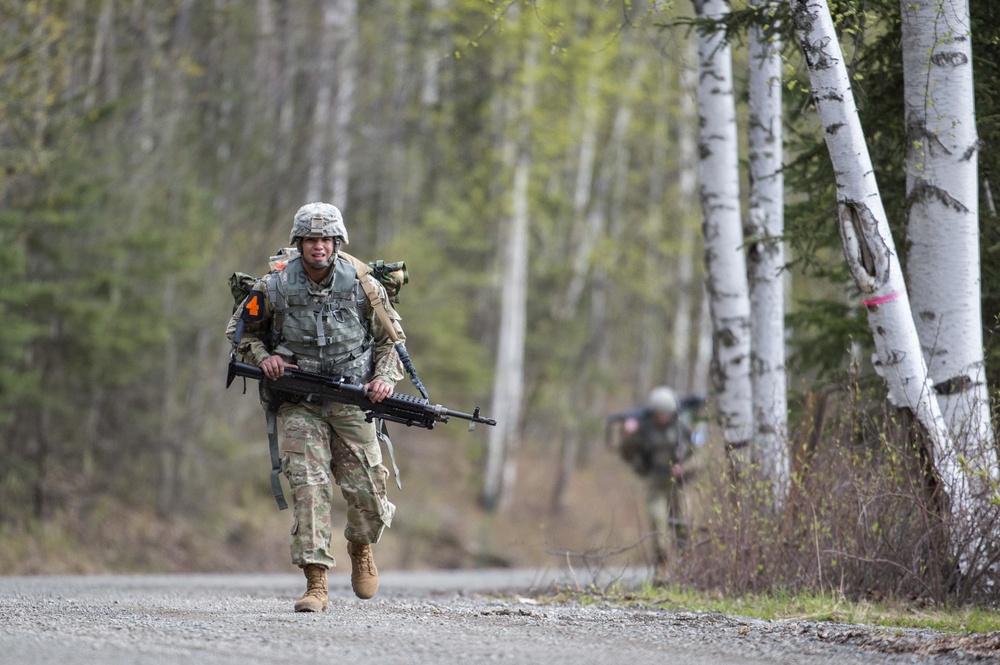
[
  {"x1": 618, "y1": 386, "x2": 701, "y2": 584},
  {"x1": 226, "y1": 202, "x2": 405, "y2": 611}
]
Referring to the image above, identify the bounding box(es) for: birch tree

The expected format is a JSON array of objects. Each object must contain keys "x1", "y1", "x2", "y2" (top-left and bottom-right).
[
  {"x1": 747, "y1": 0, "x2": 790, "y2": 504},
  {"x1": 551, "y1": 55, "x2": 646, "y2": 512},
  {"x1": 900, "y1": 0, "x2": 997, "y2": 483},
  {"x1": 638, "y1": 97, "x2": 668, "y2": 398},
  {"x1": 305, "y1": 1, "x2": 337, "y2": 203},
  {"x1": 789, "y1": 0, "x2": 991, "y2": 558},
  {"x1": 482, "y1": 12, "x2": 537, "y2": 513},
  {"x1": 328, "y1": 0, "x2": 357, "y2": 205},
  {"x1": 561, "y1": 61, "x2": 645, "y2": 318},
  {"x1": 557, "y1": 71, "x2": 602, "y2": 319},
  {"x1": 669, "y1": 42, "x2": 700, "y2": 395},
  {"x1": 694, "y1": 0, "x2": 754, "y2": 469}
]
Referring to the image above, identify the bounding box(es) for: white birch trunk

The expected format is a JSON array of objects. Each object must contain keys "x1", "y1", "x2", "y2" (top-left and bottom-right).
[
  {"x1": 694, "y1": 0, "x2": 754, "y2": 464},
  {"x1": 562, "y1": 61, "x2": 644, "y2": 318},
  {"x1": 638, "y1": 81, "x2": 669, "y2": 397},
  {"x1": 305, "y1": 1, "x2": 337, "y2": 202},
  {"x1": 83, "y1": 0, "x2": 114, "y2": 113},
  {"x1": 671, "y1": 46, "x2": 699, "y2": 394},
  {"x1": 329, "y1": 0, "x2": 357, "y2": 205},
  {"x1": 420, "y1": 0, "x2": 448, "y2": 108},
  {"x1": 383, "y1": 3, "x2": 412, "y2": 242},
  {"x1": 900, "y1": 0, "x2": 997, "y2": 484},
  {"x1": 747, "y1": 0, "x2": 790, "y2": 505},
  {"x1": 483, "y1": 24, "x2": 536, "y2": 513},
  {"x1": 557, "y1": 73, "x2": 600, "y2": 319},
  {"x1": 275, "y1": 1, "x2": 297, "y2": 176},
  {"x1": 693, "y1": 285, "x2": 713, "y2": 396},
  {"x1": 254, "y1": 0, "x2": 279, "y2": 128},
  {"x1": 789, "y1": 0, "x2": 970, "y2": 519}
]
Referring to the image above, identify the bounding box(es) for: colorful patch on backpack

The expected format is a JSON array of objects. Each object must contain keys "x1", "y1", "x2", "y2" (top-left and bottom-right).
[{"x1": 241, "y1": 290, "x2": 265, "y2": 322}]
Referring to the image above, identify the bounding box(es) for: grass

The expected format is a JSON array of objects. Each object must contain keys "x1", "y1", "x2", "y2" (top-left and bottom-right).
[{"x1": 534, "y1": 583, "x2": 1000, "y2": 634}]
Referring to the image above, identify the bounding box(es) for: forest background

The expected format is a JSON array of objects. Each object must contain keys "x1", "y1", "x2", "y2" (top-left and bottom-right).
[{"x1": 1, "y1": 0, "x2": 999, "y2": 604}]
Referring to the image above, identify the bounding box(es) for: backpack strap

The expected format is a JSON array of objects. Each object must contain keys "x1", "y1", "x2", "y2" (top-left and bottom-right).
[
  {"x1": 339, "y1": 251, "x2": 408, "y2": 487},
  {"x1": 263, "y1": 271, "x2": 287, "y2": 353},
  {"x1": 340, "y1": 251, "x2": 428, "y2": 399},
  {"x1": 339, "y1": 251, "x2": 401, "y2": 343}
]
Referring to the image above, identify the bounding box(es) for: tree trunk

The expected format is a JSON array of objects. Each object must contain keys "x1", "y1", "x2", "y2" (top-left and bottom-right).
[
  {"x1": 157, "y1": 276, "x2": 180, "y2": 515},
  {"x1": 254, "y1": 0, "x2": 279, "y2": 128},
  {"x1": 558, "y1": 71, "x2": 601, "y2": 319},
  {"x1": 83, "y1": 0, "x2": 115, "y2": 112},
  {"x1": 901, "y1": 0, "x2": 997, "y2": 483},
  {"x1": 329, "y1": 0, "x2": 358, "y2": 206},
  {"x1": 694, "y1": 0, "x2": 754, "y2": 469},
  {"x1": 789, "y1": 0, "x2": 977, "y2": 532},
  {"x1": 551, "y1": 56, "x2": 645, "y2": 511},
  {"x1": 275, "y1": 0, "x2": 298, "y2": 186},
  {"x1": 693, "y1": 285, "x2": 713, "y2": 396},
  {"x1": 383, "y1": 1, "x2": 413, "y2": 244},
  {"x1": 482, "y1": 19, "x2": 536, "y2": 513},
  {"x1": 420, "y1": 0, "x2": 448, "y2": 109},
  {"x1": 747, "y1": 0, "x2": 790, "y2": 505},
  {"x1": 305, "y1": 0, "x2": 337, "y2": 202},
  {"x1": 671, "y1": 42, "x2": 700, "y2": 395}
]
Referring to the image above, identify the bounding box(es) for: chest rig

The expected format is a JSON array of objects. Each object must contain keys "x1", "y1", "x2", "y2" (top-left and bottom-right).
[
  {"x1": 265, "y1": 255, "x2": 373, "y2": 384},
  {"x1": 638, "y1": 413, "x2": 692, "y2": 474}
]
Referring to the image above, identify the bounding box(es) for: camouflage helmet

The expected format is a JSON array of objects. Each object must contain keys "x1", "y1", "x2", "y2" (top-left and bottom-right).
[
  {"x1": 289, "y1": 202, "x2": 349, "y2": 245},
  {"x1": 648, "y1": 386, "x2": 677, "y2": 414}
]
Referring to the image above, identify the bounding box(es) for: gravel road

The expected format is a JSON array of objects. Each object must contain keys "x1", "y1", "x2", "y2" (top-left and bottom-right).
[{"x1": 0, "y1": 570, "x2": 995, "y2": 664}]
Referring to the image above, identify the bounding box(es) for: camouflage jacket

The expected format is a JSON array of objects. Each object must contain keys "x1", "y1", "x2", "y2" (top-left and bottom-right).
[
  {"x1": 620, "y1": 409, "x2": 697, "y2": 480},
  {"x1": 226, "y1": 254, "x2": 405, "y2": 387}
]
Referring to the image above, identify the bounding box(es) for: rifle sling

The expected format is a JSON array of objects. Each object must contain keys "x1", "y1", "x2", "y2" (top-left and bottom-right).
[
  {"x1": 265, "y1": 398, "x2": 289, "y2": 510},
  {"x1": 375, "y1": 418, "x2": 402, "y2": 490}
]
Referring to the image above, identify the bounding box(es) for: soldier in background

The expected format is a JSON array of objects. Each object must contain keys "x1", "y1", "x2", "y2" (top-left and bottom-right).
[{"x1": 618, "y1": 386, "x2": 702, "y2": 584}]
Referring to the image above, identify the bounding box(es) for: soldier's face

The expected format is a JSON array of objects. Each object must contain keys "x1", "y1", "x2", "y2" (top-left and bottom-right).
[{"x1": 301, "y1": 236, "x2": 336, "y2": 264}]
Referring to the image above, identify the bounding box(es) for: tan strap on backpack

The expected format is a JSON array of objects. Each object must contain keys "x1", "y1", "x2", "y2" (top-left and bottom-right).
[{"x1": 339, "y1": 251, "x2": 401, "y2": 343}]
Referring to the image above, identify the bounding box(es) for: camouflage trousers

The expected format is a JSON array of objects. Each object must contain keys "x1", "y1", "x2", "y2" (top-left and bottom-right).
[
  {"x1": 645, "y1": 475, "x2": 687, "y2": 565},
  {"x1": 278, "y1": 399, "x2": 395, "y2": 569}
]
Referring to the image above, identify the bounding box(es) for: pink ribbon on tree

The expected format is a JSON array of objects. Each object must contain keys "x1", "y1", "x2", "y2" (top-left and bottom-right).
[{"x1": 862, "y1": 291, "x2": 899, "y2": 307}]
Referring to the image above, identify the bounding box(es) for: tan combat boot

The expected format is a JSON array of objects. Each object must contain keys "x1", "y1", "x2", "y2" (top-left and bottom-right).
[
  {"x1": 347, "y1": 541, "x2": 379, "y2": 599},
  {"x1": 294, "y1": 563, "x2": 329, "y2": 612}
]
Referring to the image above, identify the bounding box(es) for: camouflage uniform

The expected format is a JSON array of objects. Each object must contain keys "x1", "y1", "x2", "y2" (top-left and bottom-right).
[
  {"x1": 620, "y1": 403, "x2": 698, "y2": 572},
  {"x1": 226, "y1": 239, "x2": 404, "y2": 570},
  {"x1": 279, "y1": 399, "x2": 394, "y2": 567}
]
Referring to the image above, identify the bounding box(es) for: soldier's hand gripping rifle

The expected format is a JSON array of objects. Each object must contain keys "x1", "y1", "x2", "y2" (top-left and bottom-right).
[
  {"x1": 226, "y1": 359, "x2": 497, "y2": 431},
  {"x1": 605, "y1": 407, "x2": 647, "y2": 449}
]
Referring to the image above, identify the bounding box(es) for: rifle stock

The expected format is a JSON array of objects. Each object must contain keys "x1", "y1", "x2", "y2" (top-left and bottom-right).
[{"x1": 226, "y1": 359, "x2": 496, "y2": 431}]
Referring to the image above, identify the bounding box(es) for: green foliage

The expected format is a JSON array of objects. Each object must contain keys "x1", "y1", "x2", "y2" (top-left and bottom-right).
[{"x1": 386, "y1": 198, "x2": 496, "y2": 405}]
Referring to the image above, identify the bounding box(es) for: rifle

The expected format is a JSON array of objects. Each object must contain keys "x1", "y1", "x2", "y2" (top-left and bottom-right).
[
  {"x1": 605, "y1": 394, "x2": 708, "y2": 448},
  {"x1": 605, "y1": 407, "x2": 647, "y2": 448},
  {"x1": 226, "y1": 359, "x2": 497, "y2": 431}
]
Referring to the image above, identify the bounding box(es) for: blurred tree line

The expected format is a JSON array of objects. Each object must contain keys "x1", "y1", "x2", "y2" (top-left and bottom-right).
[
  {"x1": 0, "y1": 0, "x2": 706, "y2": 525},
  {"x1": 0, "y1": 0, "x2": 997, "y2": 571}
]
